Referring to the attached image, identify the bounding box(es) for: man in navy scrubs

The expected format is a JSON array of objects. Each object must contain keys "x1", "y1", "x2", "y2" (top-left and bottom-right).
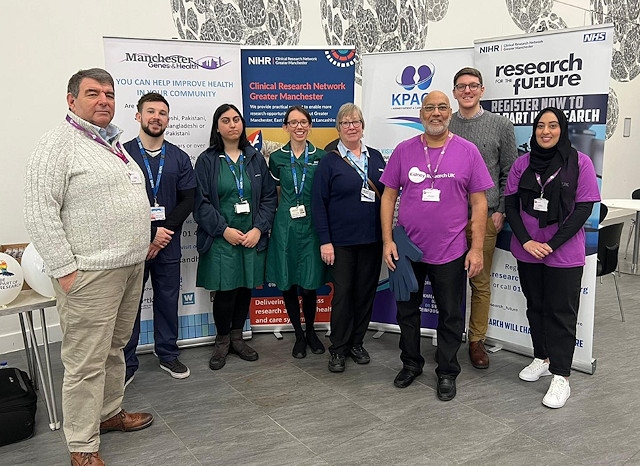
[{"x1": 123, "y1": 92, "x2": 196, "y2": 383}]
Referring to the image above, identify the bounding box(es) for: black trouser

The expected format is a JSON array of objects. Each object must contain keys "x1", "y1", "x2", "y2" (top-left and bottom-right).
[
  {"x1": 517, "y1": 261, "x2": 583, "y2": 377},
  {"x1": 396, "y1": 255, "x2": 466, "y2": 377},
  {"x1": 282, "y1": 286, "x2": 318, "y2": 334},
  {"x1": 328, "y1": 242, "x2": 383, "y2": 355},
  {"x1": 212, "y1": 287, "x2": 252, "y2": 335}
]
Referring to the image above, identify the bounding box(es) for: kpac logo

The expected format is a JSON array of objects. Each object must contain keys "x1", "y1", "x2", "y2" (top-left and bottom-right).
[
  {"x1": 396, "y1": 64, "x2": 435, "y2": 91},
  {"x1": 583, "y1": 32, "x2": 606, "y2": 42},
  {"x1": 182, "y1": 293, "x2": 195, "y2": 305}
]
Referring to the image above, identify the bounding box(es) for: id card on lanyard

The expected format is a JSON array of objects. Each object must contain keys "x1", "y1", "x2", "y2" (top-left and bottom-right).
[
  {"x1": 290, "y1": 145, "x2": 309, "y2": 218},
  {"x1": 225, "y1": 152, "x2": 251, "y2": 215},
  {"x1": 137, "y1": 138, "x2": 166, "y2": 221},
  {"x1": 345, "y1": 152, "x2": 375, "y2": 203},
  {"x1": 534, "y1": 167, "x2": 562, "y2": 212},
  {"x1": 421, "y1": 132, "x2": 452, "y2": 202}
]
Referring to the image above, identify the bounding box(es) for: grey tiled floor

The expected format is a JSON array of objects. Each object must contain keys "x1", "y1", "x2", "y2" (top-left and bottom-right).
[{"x1": 1, "y1": 259, "x2": 639, "y2": 465}]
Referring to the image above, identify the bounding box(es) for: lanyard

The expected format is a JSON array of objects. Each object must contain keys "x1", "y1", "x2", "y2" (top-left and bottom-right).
[
  {"x1": 224, "y1": 152, "x2": 245, "y2": 200},
  {"x1": 290, "y1": 144, "x2": 309, "y2": 205},
  {"x1": 66, "y1": 115, "x2": 128, "y2": 164},
  {"x1": 535, "y1": 167, "x2": 562, "y2": 198},
  {"x1": 137, "y1": 137, "x2": 165, "y2": 206},
  {"x1": 346, "y1": 151, "x2": 369, "y2": 187},
  {"x1": 422, "y1": 132, "x2": 453, "y2": 189}
]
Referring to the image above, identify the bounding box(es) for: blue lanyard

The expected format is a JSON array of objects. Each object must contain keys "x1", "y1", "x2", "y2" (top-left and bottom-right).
[
  {"x1": 136, "y1": 137, "x2": 165, "y2": 206},
  {"x1": 346, "y1": 151, "x2": 368, "y2": 187},
  {"x1": 290, "y1": 144, "x2": 309, "y2": 205},
  {"x1": 224, "y1": 152, "x2": 245, "y2": 200}
]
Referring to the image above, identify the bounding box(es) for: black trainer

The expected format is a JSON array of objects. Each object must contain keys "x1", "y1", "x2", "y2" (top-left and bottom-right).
[
  {"x1": 349, "y1": 345, "x2": 370, "y2": 364},
  {"x1": 159, "y1": 358, "x2": 191, "y2": 379}
]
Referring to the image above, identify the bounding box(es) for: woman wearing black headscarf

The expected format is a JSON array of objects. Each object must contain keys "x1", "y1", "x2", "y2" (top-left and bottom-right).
[{"x1": 504, "y1": 107, "x2": 600, "y2": 409}]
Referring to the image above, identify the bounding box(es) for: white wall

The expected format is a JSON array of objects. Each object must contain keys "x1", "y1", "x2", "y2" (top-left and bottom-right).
[{"x1": 1, "y1": 0, "x2": 638, "y2": 352}]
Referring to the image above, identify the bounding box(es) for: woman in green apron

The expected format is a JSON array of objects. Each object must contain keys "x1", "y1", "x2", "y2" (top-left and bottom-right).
[
  {"x1": 194, "y1": 103, "x2": 276, "y2": 370},
  {"x1": 266, "y1": 106, "x2": 326, "y2": 359}
]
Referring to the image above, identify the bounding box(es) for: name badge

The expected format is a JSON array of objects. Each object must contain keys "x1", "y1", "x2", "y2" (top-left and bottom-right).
[
  {"x1": 422, "y1": 188, "x2": 441, "y2": 202},
  {"x1": 150, "y1": 206, "x2": 166, "y2": 221},
  {"x1": 361, "y1": 187, "x2": 376, "y2": 203},
  {"x1": 289, "y1": 205, "x2": 307, "y2": 219},
  {"x1": 533, "y1": 197, "x2": 549, "y2": 212},
  {"x1": 129, "y1": 172, "x2": 142, "y2": 184},
  {"x1": 234, "y1": 199, "x2": 251, "y2": 214}
]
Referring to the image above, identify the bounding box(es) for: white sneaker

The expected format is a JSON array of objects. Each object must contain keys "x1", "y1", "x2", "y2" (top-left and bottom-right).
[
  {"x1": 543, "y1": 375, "x2": 571, "y2": 408},
  {"x1": 519, "y1": 358, "x2": 552, "y2": 381}
]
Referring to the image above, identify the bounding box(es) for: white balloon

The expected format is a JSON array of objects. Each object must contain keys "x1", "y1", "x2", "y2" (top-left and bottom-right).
[
  {"x1": 0, "y1": 252, "x2": 24, "y2": 306},
  {"x1": 21, "y1": 244, "x2": 55, "y2": 298}
]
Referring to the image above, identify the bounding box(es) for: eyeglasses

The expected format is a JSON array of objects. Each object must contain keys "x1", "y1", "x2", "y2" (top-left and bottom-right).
[
  {"x1": 454, "y1": 83, "x2": 482, "y2": 92},
  {"x1": 421, "y1": 105, "x2": 450, "y2": 113},
  {"x1": 286, "y1": 120, "x2": 310, "y2": 128},
  {"x1": 339, "y1": 120, "x2": 362, "y2": 129}
]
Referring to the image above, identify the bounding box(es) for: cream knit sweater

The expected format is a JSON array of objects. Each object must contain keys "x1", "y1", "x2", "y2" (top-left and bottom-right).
[{"x1": 24, "y1": 112, "x2": 150, "y2": 278}]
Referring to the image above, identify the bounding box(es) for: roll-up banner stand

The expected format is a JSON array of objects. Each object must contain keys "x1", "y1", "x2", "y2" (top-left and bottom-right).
[
  {"x1": 362, "y1": 47, "x2": 474, "y2": 337},
  {"x1": 474, "y1": 25, "x2": 613, "y2": 374}
]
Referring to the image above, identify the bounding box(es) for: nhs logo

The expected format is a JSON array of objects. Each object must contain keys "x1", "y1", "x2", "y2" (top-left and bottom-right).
[
  {"x1": 182, "y1": 293, "x2": 195, "y2": 305},
  {"x1": 583, "y1": 32, "x2": 606, "y2": 42}
]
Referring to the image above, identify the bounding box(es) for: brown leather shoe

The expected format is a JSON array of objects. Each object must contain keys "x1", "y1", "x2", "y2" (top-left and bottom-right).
[
  {"x1": 469, "y1": 340, "x2": 489, "y2": 369},
  {"x1": 70, "y1": 452, "x2": 104, "y2": 466},
  {"x1": 99, "y1": 409, "x2": 153, "y2": 434}
]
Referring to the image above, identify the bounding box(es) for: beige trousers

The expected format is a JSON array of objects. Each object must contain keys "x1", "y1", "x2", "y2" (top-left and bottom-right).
[{"x1": 53, "y1": 263, "x2": 144, "y2": 452}]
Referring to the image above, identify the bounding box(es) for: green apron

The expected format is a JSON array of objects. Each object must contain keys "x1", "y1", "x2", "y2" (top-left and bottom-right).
[
  {"x1": 197, "y1": 157, "x2": 266, "y2": 291},
  {"x1": 266, "y1": 144, "x2": 325, "y2": 290}
]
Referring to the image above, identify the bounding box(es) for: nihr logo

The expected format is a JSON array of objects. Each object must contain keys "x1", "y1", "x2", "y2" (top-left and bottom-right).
[
  {"x1": 182, "y1": 293, "x2": 195, "y2": 305},
  {"x1": 583, "y1": 32, "x2": 606, "y2": 42},
  {"x1": 479, "y1": 44, "x2": 500, "y2": 53}
]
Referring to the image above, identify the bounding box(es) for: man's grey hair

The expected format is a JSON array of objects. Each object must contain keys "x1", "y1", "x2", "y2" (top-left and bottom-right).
[{"x1": 67, "y1": 68, "x2": 115, "y2": 97}]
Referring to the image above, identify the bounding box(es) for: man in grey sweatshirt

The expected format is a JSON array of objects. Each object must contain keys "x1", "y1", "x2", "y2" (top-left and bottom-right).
[{"x1": 448, "y1": 67, "x2": 518, "y2": 369}]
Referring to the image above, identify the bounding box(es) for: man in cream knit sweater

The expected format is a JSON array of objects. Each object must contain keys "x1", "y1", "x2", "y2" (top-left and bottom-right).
[{"x1": 24, "y1": 68, "x2": 153, "y2": 466}]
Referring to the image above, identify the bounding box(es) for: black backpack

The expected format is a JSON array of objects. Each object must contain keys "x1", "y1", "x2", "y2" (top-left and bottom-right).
[{"x1": 0, "y1": 367, "x2": 37, "y2": 446}]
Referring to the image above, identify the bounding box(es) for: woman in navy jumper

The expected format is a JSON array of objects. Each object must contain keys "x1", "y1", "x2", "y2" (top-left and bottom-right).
[{"x1": 312, "y1": 103, "x2": 386, "y2": 373}]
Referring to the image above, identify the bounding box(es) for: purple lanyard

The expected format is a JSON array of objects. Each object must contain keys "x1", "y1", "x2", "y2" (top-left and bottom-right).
[
  {"x1": 422, "y1": 132, "x2": 453, "y2": 189},
  {"x1": 535, "y1": 167, "x2": 562, "y2": 198},
  {"x1": 66, "y1": 115, "x2": 128, "y2": 164}
]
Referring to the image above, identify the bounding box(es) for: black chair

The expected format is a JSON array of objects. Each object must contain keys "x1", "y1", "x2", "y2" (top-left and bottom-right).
[
  {"x1": 597, "y1": 219, "x2": 625, "y2": 321},
  {"x1": 624, "y1": 188, "x2": 640, "y2": 259}
]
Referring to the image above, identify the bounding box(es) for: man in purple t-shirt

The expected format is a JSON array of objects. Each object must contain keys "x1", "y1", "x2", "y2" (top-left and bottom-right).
[{"x1": 380, "y1": 91, "x2": 494, "y2": 401}]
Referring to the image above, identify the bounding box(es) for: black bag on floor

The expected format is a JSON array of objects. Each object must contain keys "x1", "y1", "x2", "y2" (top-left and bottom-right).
[{"x1": 0, "y1": 367, "x2": 37, "y2": 446}]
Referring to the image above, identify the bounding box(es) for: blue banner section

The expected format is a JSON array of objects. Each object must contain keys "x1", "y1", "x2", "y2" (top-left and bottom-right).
[
  {"x1": 481, "y1": 93, "x2": 609, "y2": 126},
  {"x1": 241, "y1": 49, "x2": 356, "y2": 127}
]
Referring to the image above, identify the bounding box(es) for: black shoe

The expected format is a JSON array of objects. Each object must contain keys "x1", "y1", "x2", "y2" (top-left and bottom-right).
[
  {"x1": 437, "y1": 375, "x2": 456, "y2": 401},
  {"x1": 124, "y1": 372, "x2": 135, "y2": 388},
  {"x1": 306, "y1": 330, "x2": 325, "y2": 354},
  {"x1": 328, "y1": 353, "x2": 346, "y2": 372},
  {"x1": 393, "y1": 368, "x2": 422, "y2": 388},
  {"x1": 292, "y1": 334, "x2": 307, "y2": 359},
  {"x1": 349, "y1": 345, "x2": 370, "y2": 364}
]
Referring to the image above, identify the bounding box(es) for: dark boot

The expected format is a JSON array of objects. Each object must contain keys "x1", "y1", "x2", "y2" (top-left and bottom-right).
[
  {"x1": 209, "y1": 333, "x2": 230, "y2": 370},
  {"x1": 306, "y1": 329, "x2": 325, "y2": 354},
  {"x1": 292, "y1": 331, "x2": 307, "y2": 359},
  {"x1": 230, "y1": 329, "x2": 259, "y2": 361}
]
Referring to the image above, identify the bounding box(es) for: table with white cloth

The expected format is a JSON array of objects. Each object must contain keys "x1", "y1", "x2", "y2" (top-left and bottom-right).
[
  {"x1": 0, "y1": 289, "x2": 60, "y2": 430},
  {"x1": 601, "y1": 198, "x2": 640, "y2": 274}
]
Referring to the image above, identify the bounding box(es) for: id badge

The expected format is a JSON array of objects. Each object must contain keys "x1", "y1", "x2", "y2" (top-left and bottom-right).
[
  {"x1": 422, "y1": 188, "x2": 441, "y2": 202},
  {"x1": 150, "y1": 206, "x2": 166, "y2": 221},
  {"x1": 289, "y1": 205, "x2": 307, "y2": 219},
  {"x1": 533, "y1": 197, "x2": 549, "y2": 212},
  {"x1": 234, "y1": 199, "x2": 251, "y2": 214},
  {"x1": 129, "y1": 172, "x2": 142, "y2": 184},
  {"x1": 361, "y1": 187, "x2": 376, "y2": 203}
]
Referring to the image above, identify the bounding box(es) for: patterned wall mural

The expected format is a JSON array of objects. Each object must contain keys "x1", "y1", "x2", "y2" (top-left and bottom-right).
[{"x1": 170, "y1": 0, "x2": 628, "y2": 137}]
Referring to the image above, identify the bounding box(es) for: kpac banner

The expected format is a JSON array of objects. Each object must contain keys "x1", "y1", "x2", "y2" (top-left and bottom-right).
[
  {"x1": 474, "y1": 25, "x2": 613, "y2": 374},
  {"x1": 104, "y1": 37, "x2": 243, "y2": 345},
  {"x1": 240, "y1": 47, "x2": 356, "y2": 332},
  {"x1": 362, "y1": 48, "x2": 473, "y2": 334}
]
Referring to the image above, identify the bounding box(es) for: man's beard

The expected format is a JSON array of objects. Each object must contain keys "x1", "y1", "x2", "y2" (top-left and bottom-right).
[
  {"x1": 424, "y1": 121, "x2": 449, "y2": 136},
  {"x1": 142, "y1": 122, "x2": 165, "y2": 137}
]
